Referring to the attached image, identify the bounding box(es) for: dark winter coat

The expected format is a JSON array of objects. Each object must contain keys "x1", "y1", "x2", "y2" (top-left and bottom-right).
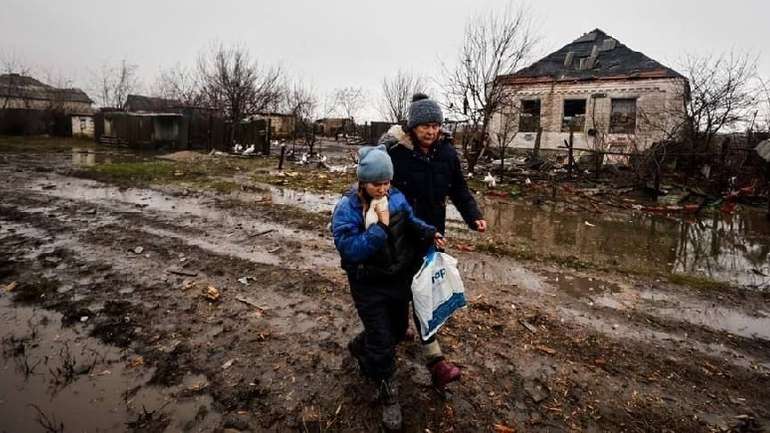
[
  {"x1": 331, "y1": 187, "x2": 436, "y2": 297},
  {"x1": 379, "y1": 125, "x2": 482, "y2": 235}
]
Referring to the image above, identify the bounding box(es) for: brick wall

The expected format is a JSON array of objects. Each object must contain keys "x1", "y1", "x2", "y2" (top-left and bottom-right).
[{"x1": 489, "y1": 78, "x2": 688, "y2": 155}]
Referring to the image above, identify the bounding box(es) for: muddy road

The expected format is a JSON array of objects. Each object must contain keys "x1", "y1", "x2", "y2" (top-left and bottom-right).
[{"x1": 1, "y1": 144, "x2": 769, "y2": 433}]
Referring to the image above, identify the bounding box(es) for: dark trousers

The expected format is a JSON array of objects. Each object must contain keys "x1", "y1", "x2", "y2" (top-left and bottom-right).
[{"x1": 349, "y1": 278, "x2": 410, "y2": 381}]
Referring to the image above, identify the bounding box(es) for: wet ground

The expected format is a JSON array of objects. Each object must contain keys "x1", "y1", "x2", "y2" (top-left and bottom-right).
[{"x1": 1, "y1": 140, "x2": 769, "y2": 432}]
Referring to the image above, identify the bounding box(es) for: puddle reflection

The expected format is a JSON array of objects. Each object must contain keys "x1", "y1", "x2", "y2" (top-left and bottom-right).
[{"x1": 480, "y1": 198, "x2": 770, "y2": 288}]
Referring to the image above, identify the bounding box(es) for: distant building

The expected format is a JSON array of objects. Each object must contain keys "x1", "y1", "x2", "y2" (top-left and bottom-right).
[
  {"x1": 0, "y1": 73, "x2": 93, "y2": 135},
  {"x1": 315, "y1": 117, "x2": 354, "y2": 137},
  {"x1": 252, "y1": 112, "x2": 296, "y2": 139},
  {"x1": 70, "y1": 113, "x2": 95, "y2": 138},
  {"x1": 0, "y1": 73, "x2": 93, "y2": 113},
  {"x1": 490, "y1": 29, "x2": 689, "y2": 157}
]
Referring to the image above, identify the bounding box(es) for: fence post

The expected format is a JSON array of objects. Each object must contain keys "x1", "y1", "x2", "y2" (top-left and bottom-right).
[{"x1": 278, "y1": 143, "x2": 286, "y2": 171}]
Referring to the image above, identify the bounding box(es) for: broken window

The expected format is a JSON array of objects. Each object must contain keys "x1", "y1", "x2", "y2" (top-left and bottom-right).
[
  {"x1": 562, "y1": 99, "x2": 586, "y2": 132},
  {"x1": 518, "y1": 99, "x2": 540, "y2": 132},
  {"x1": 610, "y1": 98, "x2": 637, "y2": 133}
]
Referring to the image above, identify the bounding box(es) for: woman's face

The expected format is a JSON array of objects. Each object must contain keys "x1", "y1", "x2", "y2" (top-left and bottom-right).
[
  {"x1": 364, "y1": 180, "x2": 390, "y2": 199},
  {"x1": 413, "y1": 122, "x2": 441, "y2": 148}
]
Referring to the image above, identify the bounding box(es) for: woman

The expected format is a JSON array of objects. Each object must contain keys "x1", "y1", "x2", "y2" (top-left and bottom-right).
[
  {"x1": 380, "y1": 93, "x2": 487, "y2": 388},
  {"x1": 331, "y1": 144, "x2": 444, "y2": 430}
]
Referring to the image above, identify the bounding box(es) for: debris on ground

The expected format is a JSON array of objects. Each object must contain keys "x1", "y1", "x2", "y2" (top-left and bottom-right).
[
  {"x1": 493, "y1": 423, "x2": 516, "y2": 433},
  {"x1": 536, "y1": 345, "x2": 557, "y2": 355},
  {"x1": 128, "y1": 356, "x2": 144, "y2": 368},
  {"x1": 167, "y1": 268, "x2": 199, "y2": 277},
  {"x1": 133, "y1": 246, "x2": 144, "y2": 254},
  {"x1": 519, "y1": 319, "x2": 537, "y2": 334},
  {"x1": 2, "y1": 281, "x2": 17, "y2": 292},
  {"x1": 202, "y1": 286, "x2": 220, "y2": 302},
  {"x1": 235, "y1": 295, "x2": 267, "y2": 311},
  {"x1": 249, "y1": 229, "x2": 274, "y2": 238},
  {"x1": 524, "y1": 379, "x2": 551, "y2": 404}
]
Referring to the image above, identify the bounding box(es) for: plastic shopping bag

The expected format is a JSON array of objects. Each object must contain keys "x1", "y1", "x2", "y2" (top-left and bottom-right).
[{"x1": 411, "y1": 248, "x2": 466, "y2": 341}]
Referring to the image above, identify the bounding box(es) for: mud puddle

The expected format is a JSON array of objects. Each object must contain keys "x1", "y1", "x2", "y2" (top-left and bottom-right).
[
  {"x1": 588, "y1": 288, "x2": 770, "y2": 341},
  {"x1": 0, "y1": 297, "x2": 220, "y2": 433},
  {"x1": 480, "y1": 197, "x2": 770, "y2": 288}
]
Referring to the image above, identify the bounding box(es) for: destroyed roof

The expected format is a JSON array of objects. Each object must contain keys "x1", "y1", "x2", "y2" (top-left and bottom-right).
[
  {"x1": 0, "y1": 73, "x2": 93, "y2": 103},
  {"x1": 498, "y1": 29, "x2": 685, "y2": 85},
  {"x1": 124, "y1": 94, "x2": 183, "y2": 112}
]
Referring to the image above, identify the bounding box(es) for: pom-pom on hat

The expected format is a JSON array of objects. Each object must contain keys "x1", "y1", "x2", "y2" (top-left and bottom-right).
[{"x1": 406, "y1": 93, "x2": 443, "y2": 130}]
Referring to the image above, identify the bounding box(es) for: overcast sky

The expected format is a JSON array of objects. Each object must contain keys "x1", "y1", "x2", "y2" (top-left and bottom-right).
[{"x1": 2, "y1": 0, "x2": 768, "y2": 121}]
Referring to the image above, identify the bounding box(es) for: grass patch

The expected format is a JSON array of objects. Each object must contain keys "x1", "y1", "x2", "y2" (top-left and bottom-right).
[
  {"x1": 252, "y1": 168, "x2": 356, "y2": 194},
  {"x1": 0, "y1": 136, "x2": 95, "y2": 153},
  {"x1": 191, "y1": 179, "x2": 241, "y2": 194},
  {"x1": 666, "y1": 273, "x2": 726, "y2": 291}
]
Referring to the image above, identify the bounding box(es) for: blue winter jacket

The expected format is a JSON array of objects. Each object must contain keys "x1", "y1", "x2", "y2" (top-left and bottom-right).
[{"x1": 332, "y1": 187, "x2": 436, "y2": 282}]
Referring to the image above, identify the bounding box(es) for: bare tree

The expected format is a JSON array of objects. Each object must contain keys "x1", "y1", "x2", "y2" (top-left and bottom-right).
[
  {"x1": 333, "y1": 86, "x2": 365, "y2": 122},
  {"x1": 319, "y1": 92, "x2": 338, "y2": 119},
  {"x1": 283, "y1": 79, "x2": 319, "y2": 151},
  {"x1": 90, "y1": 60, "x2": 140, "y2": 109},
  {"x1": 683, "y1": 51, "x2": 759, "y2": 150},
  {"x1": 759, "y1": 76, "x2": 770, "y2": 133},
  {"x1": 197, "y1": 43, "x2": 283, "y2": 144},
  {"x1": 378, "y1": 71, "x2": 427, "y2": 123},
  {"x1": 152, "y1": 64, "x2": 204, "y2": 106},
  {"x1": 441, "y1": 2, "x2": 537, "y2": 173},
  {"x1": 493, "y1": 106, "x2": 519, "y2": 179}
]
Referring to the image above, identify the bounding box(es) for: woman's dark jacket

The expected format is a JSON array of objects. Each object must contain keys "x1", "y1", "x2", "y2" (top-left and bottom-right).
[
  {"x1": 331, "y1": 187, "x2": 435, "y2": 296},
  {"x1": 379, "y1": 125, "x2": 482, "y2": 235}
]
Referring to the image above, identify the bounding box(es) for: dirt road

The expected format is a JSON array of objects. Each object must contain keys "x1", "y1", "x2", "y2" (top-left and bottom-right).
[{"x1": 1, "y1": 145, "x2": 769, "y2": 432}]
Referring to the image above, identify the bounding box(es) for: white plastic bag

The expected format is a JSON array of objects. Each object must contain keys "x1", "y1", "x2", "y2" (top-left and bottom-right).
[{"x1": 411, "y1": 248, "x2": 466, "y2": 341}]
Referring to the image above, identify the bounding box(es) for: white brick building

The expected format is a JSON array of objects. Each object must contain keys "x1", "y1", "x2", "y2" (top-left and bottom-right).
[{"x1": 490, "y1": 29, "x2": 689, "y2": 157}]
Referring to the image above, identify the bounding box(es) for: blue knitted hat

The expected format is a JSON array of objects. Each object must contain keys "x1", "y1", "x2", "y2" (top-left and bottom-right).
[
  {"x1": 407, "y1": 93, "x2": 443, "y2": 130},
  {"x1": 357, "y1": 144, "x2": 393, "y2": 182}
]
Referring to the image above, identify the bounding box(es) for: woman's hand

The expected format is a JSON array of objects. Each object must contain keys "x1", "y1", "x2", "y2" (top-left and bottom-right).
[{"x1": 434, "y1": 232, "x2": 446, "y2": 249}]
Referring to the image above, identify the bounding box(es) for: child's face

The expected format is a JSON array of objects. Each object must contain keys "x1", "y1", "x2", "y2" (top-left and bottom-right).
[{"x1": 364, "y1": 181, "x2": 390, "y2": 199}]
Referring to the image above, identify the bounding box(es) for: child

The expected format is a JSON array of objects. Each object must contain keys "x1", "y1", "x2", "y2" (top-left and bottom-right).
[{"x1": 331, "y1": 144, "x2": 444, "y2": 430}]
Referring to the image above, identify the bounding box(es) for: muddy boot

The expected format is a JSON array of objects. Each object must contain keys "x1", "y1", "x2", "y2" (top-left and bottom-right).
[
  {"x1": 379, "y1": 378, "x2": 402, "y2": 431},
  {"x1": 429, "y1": 359, "x2": 461, "y2": 388}
]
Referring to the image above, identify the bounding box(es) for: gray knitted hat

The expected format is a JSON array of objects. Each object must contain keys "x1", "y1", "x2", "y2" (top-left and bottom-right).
[
  {"x1": 406, "y1": 93, "x2": 443, "y2": 130},
  {"x1": 356, "y1": 144, "x2": 393, "y2": 182}
]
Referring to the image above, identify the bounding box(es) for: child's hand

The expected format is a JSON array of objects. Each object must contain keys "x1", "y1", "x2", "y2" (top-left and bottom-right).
[{"x1": 376, "y1": 208, "x2": 390, "y2": 226}]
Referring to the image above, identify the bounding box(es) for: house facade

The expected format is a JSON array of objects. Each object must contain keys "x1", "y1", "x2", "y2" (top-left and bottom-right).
[{"x1": 490, "y1": 29, "x2": 689, "y2": 157}]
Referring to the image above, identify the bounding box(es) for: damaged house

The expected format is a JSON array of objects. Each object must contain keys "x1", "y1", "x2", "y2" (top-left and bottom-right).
[
  {"x1": 0, "y1": 73, "x2": 93, "y2": 136},
  {"x1": 491, "y1": 29, "x2": 689, "y2": 162}
]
